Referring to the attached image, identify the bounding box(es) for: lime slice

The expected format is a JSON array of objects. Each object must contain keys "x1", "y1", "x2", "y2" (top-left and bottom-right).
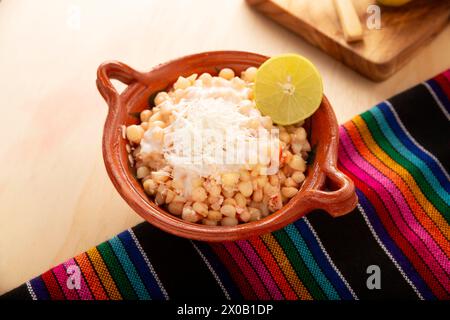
[
  {"x1": 377, "y1": 0, "x2": 412, "y2": 6},
  {"x1": 254, "y1": 54, "x2": 323, "y2": 125}
]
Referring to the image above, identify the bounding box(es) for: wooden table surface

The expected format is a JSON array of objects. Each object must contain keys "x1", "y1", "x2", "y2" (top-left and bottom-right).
[{"x1": 0, "y1": 0, "x2": 449, "y2": 294}]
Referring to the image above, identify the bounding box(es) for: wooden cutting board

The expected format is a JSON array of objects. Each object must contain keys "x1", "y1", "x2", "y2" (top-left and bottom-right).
[{"x1": 246, "y1": 0, "x2": 450, "y2": 81}]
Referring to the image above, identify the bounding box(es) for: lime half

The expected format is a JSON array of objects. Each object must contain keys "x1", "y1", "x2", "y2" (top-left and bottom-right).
[{"x1": 254, "y1": 54, "x2": 323, "y2": 125}]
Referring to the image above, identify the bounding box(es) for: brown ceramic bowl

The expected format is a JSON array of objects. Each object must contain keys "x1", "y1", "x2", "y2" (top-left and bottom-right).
[{"x1": 96, "y1": 51, "x2": 357, "y2": 242}]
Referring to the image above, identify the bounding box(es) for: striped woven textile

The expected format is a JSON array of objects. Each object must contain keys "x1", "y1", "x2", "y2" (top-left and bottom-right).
[{"x1": 2, "y1": 71, "x2": 449, "y2": 300}]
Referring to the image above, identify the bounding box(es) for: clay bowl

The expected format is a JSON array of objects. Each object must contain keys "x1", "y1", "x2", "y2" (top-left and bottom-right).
[{"x1": 96, "y1": 51, "x2": 357, "y2": 242}]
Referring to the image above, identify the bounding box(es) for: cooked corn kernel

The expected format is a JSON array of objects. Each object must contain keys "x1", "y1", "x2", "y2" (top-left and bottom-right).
[
  {"x1": 238, "y1": 181, "x2": 253, "y2": 197},
  {"x1": 219, "y1": 68, "x2": 235, "y2": 80},
  {"x1": 202, "y1": 219, "x2": 218, "y2": 226},
  {"x1": 193, "y1": 202, "x2": 209, "y2": 217},
  {"x1": 149, "y1": 111, "x2": 163, "y2": 122},
  {"x1": 143, "y1": 179, "x2": 158, "y2": 195},
  {"x1": 234, "y1": 193, "x2": 247, "y2": 208},
  {"x1": 210, "y1": 201, "x2": 222, "y2": 212},
  {"x1": 241, "y1": 67, "x2": 257, "y2": 82},
  {"x1": 256, "y1": 176, "x2": 268, "y2": 188},
  {"x1": 192, "y1": 187, "x2": 208, "y2": 202},
  {"x1": 280, "y1": 131, "x2": 291, "y2": 144},
  {"x1": 165, "y1": 190, "x2": 176, "y2": 204},
  {"x1": 248, "y1": 207, "x2": 261, "y2": 220},
  {"x1": 155, "y1": 192, "x2": 165, "y2": 205},
  {"x1": 292, "y1": 171, "x2": 306, "y2": 184},
  {"x1": 207, "y1": 210, "x2": 222, "y2": 221},
  {"x1": 263, "y1": 184, "x2": 277, "y2": 196},
  {"x1": 222, "y1": 186, "x2": 235, "y2": 198},
  {"x1": 223, "y1": 198, "x2": 237, "y2": 206},
  {"x1": 174, "y1": 76, "x2": 190, "y2": 90},
  {"x1": 136, "y1": 166, "x2": 150, "y2": 179},
  {"x1": 289, "y1": 154, "x2": 306, "y2": 171},
  {"x1": 281, "y1": 187, "x2": 298, "y2": 198},
  {"x1": 187, "y1": 73, "x2": 198, "y2": 84},
  {"x1": 168, "y1": 202, "x2": 184, "y2": 215},
  {"x1": 140, "y1": 109, "x2": 152, "y2": 122},
  {"x1": 239, "y1": 210, "x2": 251, "y2": 222},
  {"x1": 221, "y1": 216, "x2": 239, "y2": 226},
  {"x1": 293, "y1": 127, "x2": 307, "y2": 141},
  {"x1": 302, "y1": 140, "x2": 311, "y2": 152},
  {"x1": 199, "y1": 73, "x2": 212, "y2": 85},
  {"x1": 141, "y1": 122, "x2": 149, "y2": 130},
  {"x1": 154, "y1": 91, "x2": 169, "y2": 106},
  {"x1": 291, "y1": 142, "x2": 302, "y2": 154},
  {"x1": 222, "y1": 172, "x2": 240, "y2": 187},
  {"x1": 173, "y1": 195, "x2": 187, "y2": 203},
  {"x1": 126, "y1": 125, "x2": 144, "y2": 144},
  {"x1": 205, "y1": 181, "x2": 221, "y2": 197},
  {"x1": 269, "y1": 175, "x2": 279, "y2": 186},
  {"x1": 182, "y1": 206, "x2": 200, "y2": 222},
  {"x1": 284, "y1": 177, "x2": 298, "y2": 188},
  {"x1": 252, "y1": 188, "x2": 263, "y2": 202},
  {"x1": 220, "y1": 204, "x2": 236, "y2": 218}
]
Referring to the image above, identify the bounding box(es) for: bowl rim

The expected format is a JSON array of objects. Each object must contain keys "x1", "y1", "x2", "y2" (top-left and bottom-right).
[{"x1": 96, "y1": 50, "x2": 357, "y2": 241}]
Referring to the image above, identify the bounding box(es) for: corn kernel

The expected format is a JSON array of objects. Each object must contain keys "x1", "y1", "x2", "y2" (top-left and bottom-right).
[
  {"x1": 281, "y1": 187, "x2": 298, "y2": 198},
  {"x1": 221, "y1": 217, "x2": 239, "y2": 226},
  {"x1": 207, "y1": 210, "x2": 222, "y2": 221},
  {"x1": 238, "y1": 181, "x2": 253, "y2": 197},
  {"x1": 126, "y1": 125, "x2": 144, "y2": 144},
  {"x1": 292, "y1": 171, "x2": 306, "y2": 184},
  {"x1": 182, "y1": 206, "x2": 200, "y2": 222},
  {"x1": 221, "y1": 172, "x2": 240, "y2": 187},
  {"x1": 174, "y1": 76, "x2": 190, "y2": 90},
  {"x1": 168, "y1": 202, "x2": 184, "y2": 215},
  {"x1": 193, "y1": 202, "x2": 209, "y2": 217},
  {"x1": 220, "y1": 205, "x2": 236, "y2": 218},
  {"x1": 136, "y1": 166, "x2": 150, "y2": 179},
  {"x1": 154, "y1": 91, "x2": 169, "y2": 106},
  {"x1": 202, "y1": 219, "x2": 218, "y2": 226},
  {"x1": 143, "y1": 179, "x2": 157, "y2": 195},
  {"x1": 241, "y1": 67, "x2": 257, "y2": 82},
  {"x1": 140, "y1": 109, "x2": 152, "y2": 122},
  {"x1": 289, "y1": 154, "x2": 306, "y2": 171},
  {"x1": 192, "y1": 187, "x2": 208, "y2": 202},
  {"x1": 219, "y1": 68, "x2": 235, "y2": 80}
]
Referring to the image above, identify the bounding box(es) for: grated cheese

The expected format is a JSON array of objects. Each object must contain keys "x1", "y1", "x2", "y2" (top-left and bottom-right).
[{"x1": 140, "y1": 77, "x2": 279, "y2": 195}]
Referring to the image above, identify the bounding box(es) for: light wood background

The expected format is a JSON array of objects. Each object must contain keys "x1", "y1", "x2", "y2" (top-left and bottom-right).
[
  {"x1": 0, "y1": 0, "x2": 448, "y2": 295},
  {"x1": 247, "y1": 0, "x2": 450, "y2": 80}
]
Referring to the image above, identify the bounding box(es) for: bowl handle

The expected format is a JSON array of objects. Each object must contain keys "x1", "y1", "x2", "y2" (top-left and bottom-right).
[
  {"x1": 304, "y1": 165, "x2": 358, "y2": 217},
  {"x1": 96, "y1": 61, "x2": 143, "y2": 106}
]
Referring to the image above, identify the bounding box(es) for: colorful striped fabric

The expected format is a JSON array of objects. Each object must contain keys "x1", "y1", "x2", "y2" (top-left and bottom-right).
[
  {"x1": 23, "y1": 229, "x2": 168, "y2": 301},
  {"x1": 3, "y1": 71, "x2": 449, "y2": 300}
]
